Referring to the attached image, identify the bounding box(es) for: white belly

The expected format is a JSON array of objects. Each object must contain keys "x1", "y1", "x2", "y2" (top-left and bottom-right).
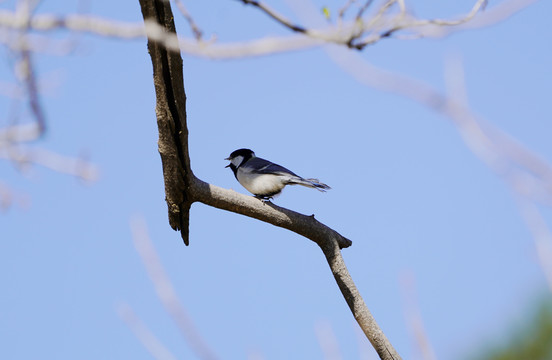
[{"x1": 237, "y1": 171, "x2": 286, "y2": 195}]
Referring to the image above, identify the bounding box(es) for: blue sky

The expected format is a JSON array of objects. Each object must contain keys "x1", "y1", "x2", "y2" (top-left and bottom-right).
[{"x1": 1, "y1": 0, "x2": 551, "y2": 359}]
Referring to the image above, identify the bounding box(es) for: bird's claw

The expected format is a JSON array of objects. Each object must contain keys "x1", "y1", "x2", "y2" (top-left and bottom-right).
[{"x1": 254, "y1": 195, "x2": 272, "y2": 204}]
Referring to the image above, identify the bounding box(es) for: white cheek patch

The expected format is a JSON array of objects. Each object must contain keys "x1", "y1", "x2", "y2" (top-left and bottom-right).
[{"x1": 231, "y1": 155, "x2": 244, "y2": 167}]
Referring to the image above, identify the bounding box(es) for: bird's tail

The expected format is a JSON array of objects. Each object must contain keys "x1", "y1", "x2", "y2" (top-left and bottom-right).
[{"x1": 289, "y1": 177, "x2": 331, "y2": 192}]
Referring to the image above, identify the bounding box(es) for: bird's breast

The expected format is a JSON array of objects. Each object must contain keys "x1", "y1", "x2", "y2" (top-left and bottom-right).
[{"x1": 237, "y1": 171, "x2": 286, "y2": 195}]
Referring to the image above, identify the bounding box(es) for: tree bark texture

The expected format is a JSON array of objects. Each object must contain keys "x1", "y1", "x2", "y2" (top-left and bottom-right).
[{"x1": 139, "y1": 0, "x2": 192, "y2": 245}]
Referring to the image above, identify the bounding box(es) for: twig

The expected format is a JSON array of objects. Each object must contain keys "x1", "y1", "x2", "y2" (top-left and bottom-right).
[
  {"x1": 459, "y1": 0, "x2": 539, "y2": 30},
  {"x1": 409, "y1": 0, "x2": 487, "y2": 27},
  {"x1": 355, "y1": 0, "x2": 375, "y2": 22},
  {"x1": 345, "y1": 0, "x2": 377, "y2": 48},
  {"x1": 172, "y1": 0, "x2": 203, "y2": 40},
  {"x1": 20, "y1": 51, "x2": 46, "y2": 135},
  {"x1": 375, "y1": 0, "x2": 488, "y2": 40},
  {"x1": 338, "y1": 0, "x2": 359, "y2": 21},
  {"x1": 353, "y1": 0, "x2": 488, "y2": 48},
  {"x1": 239, "y1": 0, "x2": 307, "y2": 33}
]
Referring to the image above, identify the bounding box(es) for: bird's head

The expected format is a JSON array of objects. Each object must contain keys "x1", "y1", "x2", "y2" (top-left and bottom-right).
[{"x1": 225, "y1": 148, "x2": 255, "y2": 169}]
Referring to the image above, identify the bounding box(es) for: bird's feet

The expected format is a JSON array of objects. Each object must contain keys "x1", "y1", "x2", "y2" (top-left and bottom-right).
[{"x1": 254, "y1": 195, "x2": 272, "y2": 203}]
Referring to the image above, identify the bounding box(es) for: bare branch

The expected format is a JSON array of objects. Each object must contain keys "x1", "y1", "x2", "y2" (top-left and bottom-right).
[
  {"x1": 0, "y1": 180, "x2": 30, "y2": 211},
  {"x1": 323, "y1": 45, "x2": 552, "y2": 208},
  {"x1": 1, "y1": 0, "x2": 542, "y2": 357},
  {"x1": 0, "y1": 180, "x2": 14, "y2": 211},
  {"x1": 400, "y1": 271, "x2": 436, "y2": 360},
  {"x1": 315, "y1": 321, "x2": 344, "y2": 360},
  {"x1": 445, "y1": 56, "x2": 552, "y2": 293},
  {"x1": 320, "y1": 229, "x2": 401, "y2": 360},
  {"x1": 0, "y1": 146, "x2": 98, "y2": 181},
  {"x1": 172, "y1": 0, "x2": 203, "y2": 40},
  {"x1": 138, "y1": 1, "x2": 401, "y2": 358},
  {"x1": 189, "y1": 179, "x2": 399, "y2": 359},
  {"x1": 355, "y1": 0, "x2": 376, "y2": 22},
  {"x1": 243, "y1": 0, "x2": 489, "y2": 49},
  {"x1": 0, "y1": 0, "x2": 537, "y2": 60},
  {"x1": 371, "y1": 0, "x2": 488, "y2": 42},
  {"x1": 0, "y1": 73, "x2": 97, "y2": 183},
  {"x1": 517, "y1": 200, "x2": 552, "y2": 291},
  {"x1": 460, "y1": 0, "x2": 540, "y2": 29},
  {"x1": 19, "y1": 51, "x2": 46, "y2": 135},
  {"x1": 0, "y1": 11, "x2": 145, "y2": 38},
  {"x1": 190, "y1": 179, "x2": 352, "y2": 249},
  {"x1": 130, "y1": 217, "x2": 218, "y2": 360},
  {"x1": 407, "y1": 0, "x2": 487, "y2": 27},
  {"x1": 322, "y1": 39, "x2": 552, "y2": 292},
  {"x1": 139, "y1": 0, "x2": 192, "y2": 245},
  {"x1": 239, "y1": 0, "x2": 307, "y2": 33},
  {"x1": 338, "y1": 0, "x2": 359, "y2": 21},
  {"x1": 142, "y1": 20, "x2": 322, "y2": 59},
  {"x1": 355, "y1": 322, "x2": 380, "y2": 360},
  {"x1": 117, "y1": 302, "x2": 179, "y2": 360},
  {"x1": 0, "y1": 81, "x2": 23, "y2": 98},
  {"x1": 0, "y1": 123, "x2": 39, "y2": 143}
]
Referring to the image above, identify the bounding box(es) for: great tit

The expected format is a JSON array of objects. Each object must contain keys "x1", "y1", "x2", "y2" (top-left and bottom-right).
[{"x1": 225, "y1": 148, "x2": 330, "y2": 200}]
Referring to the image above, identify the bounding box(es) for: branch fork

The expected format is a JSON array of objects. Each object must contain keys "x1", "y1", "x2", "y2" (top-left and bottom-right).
[{"x1": 138, "y1": 0, "x2": 401, "y2": 358}]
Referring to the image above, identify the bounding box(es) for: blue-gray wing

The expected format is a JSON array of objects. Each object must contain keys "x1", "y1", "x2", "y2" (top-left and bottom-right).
[{"x1": 246, "y1": 157, "x2": 300, "y2": 177}]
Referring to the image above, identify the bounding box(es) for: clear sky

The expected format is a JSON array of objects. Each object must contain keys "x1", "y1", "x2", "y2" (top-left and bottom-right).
[{"x1": 1, "y1": 0, "x2": 551, "y2": 359}]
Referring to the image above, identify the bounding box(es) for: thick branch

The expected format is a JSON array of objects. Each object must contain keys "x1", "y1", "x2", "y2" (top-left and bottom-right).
[
  {"x1": 321, "y1": 239, "x2": 401, "y2": 360},
  {"x1": 139, "y1": 0, "x2": 192, "y2": 245},
  {"x1": 190, "y1": 178, "x2": 400, "y2": 359},
  {"x1": 189, "y1": 178, "x2": 352, "y2": 249}
]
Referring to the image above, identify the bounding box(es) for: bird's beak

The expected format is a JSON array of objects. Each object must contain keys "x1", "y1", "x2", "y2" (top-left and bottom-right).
[
  {"x1": 225, "y1": 164, "x2": 230, "y2": 168},
  {"x1": 224, "y1": 157, "x2": 230, "y2": 167}
]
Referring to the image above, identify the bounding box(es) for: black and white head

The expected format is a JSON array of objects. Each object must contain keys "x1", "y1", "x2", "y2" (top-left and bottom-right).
[{"x1": 225, "y1": 148, "x2": 255, "y2": 175}]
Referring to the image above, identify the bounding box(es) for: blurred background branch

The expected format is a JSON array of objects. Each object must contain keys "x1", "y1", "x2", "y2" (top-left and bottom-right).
[{"x1": 130, "y1": 216, "x2": 218, "y2": 360}]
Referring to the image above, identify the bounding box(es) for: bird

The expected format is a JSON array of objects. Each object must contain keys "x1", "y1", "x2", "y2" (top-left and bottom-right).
[{"x1": 225, "y1": 148, "x2": 330, "y2": 200}]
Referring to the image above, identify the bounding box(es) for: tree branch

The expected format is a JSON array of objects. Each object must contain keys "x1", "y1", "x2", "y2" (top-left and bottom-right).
[
  {"x1": 139, "y1": 0, "x2": 193, "y2": 245},
  {"x1": 239, "y1": 0, "x2": 307, "y2": 34},
  {"x1": 192, "y1": 177, "x2": 401, "y2": 358},
  {"x1": 139, "y1": 0, "x2": 401, "y2": 358},
  {"x1": 0, "y1": 0, "x2": 536, "y2": 59},
  {"x1": 320, "y1": 236, "x2": 401, "y2": 359},
  {"x1": 130, "y1": 217, "x2": 218, "y2": 360},
  {"x1": 190, "y1": 178, "x2": 352, "y2": 249},
  {"x1": 172, "y1": 0, "x2": 203, "y2": 40}
]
